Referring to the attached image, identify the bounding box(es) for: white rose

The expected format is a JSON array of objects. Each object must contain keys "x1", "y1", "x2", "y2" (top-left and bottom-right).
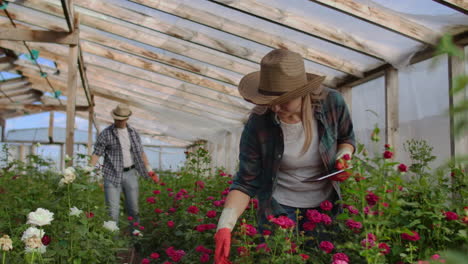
[
  {"x1": 69, "y1": 206, "x2": 83, "y2": 217},
  {"x1": 26, "y1": 208, "x2": 54, "y2": 227},
  {"x1": 61, "y1": 167, "x2": 76, "y2": 184},
  {"x1": 132, "y1": 230, "x2": 143, "y2": 237},
  {"x1": 83, "y1": 165, "x2": 94, "y2": 172},
  {"x1": 0, "y1": 235, "x2": 13, "y2": 251},
  {"x1": 21, "y1": 227, "x2": 44, "y2": 241},
  {"x1": 103, "y1": 221, "x2": 119, "y2": 232}
]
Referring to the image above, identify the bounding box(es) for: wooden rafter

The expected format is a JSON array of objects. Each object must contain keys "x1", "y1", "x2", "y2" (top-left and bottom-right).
[
  {"x1": 17, "y1": 66, "x2": 245, "y2": 128},
  {"x1": 432, "y1": 0, "x2": 468, "y2": 15},
  {"x1": 310, "y1": 0, "x2": 441, "y2": 45},
  {"x1": 209, "y1": 0, "x2": 385, "y2": 59},
  {"x1": 0, "y1": 38, "x2": 252, "y2": 112},
  {"x1": 0, "y1": 103, "x2": 90, "y2": 111},
  {"x1": 131, "y1": 0, "x2": 365, "y2": 77},
  {"x1": 0, "y1": 28, "x2": 79, "y2": 44}
]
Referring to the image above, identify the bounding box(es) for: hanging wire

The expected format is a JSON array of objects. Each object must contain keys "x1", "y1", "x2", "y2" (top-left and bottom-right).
[{"x1": 3, "y1": 8, "x2": 63, "y2": 105}]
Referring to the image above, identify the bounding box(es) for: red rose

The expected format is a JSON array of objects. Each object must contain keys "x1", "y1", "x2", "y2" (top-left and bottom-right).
[
  {"x1": 167, "y1": 221, "x2": 175, "y2": 228},
  {"x1": 378, "y1": 243, "x2": 391, "y2": 255},
  {"x1": 333, "y1": 252, "x2": 349, "y2": 262},
  {"x1": 398, "y1": 163, "x2": 408, "y2": 172},
  {"x1": 444, "y1": 211, "x2": 458, "y2": 221},
  {"x1": 150, "y1": 252, "x2": 160, "y2": 259},
  {"x1": 200, "y1": 253, "x2": 210, "y2": 263},
  {"x1": 401, "y1": 231, "x2": 420, "y2": 241},
  {"x1": 85, "y1": 212, "x2": 94, "y2": 218},
  {"x1": 206, "y1": 210, "x2": 217, "y2": 218},
  {"x1": 41, "y1": 235, "x2": 51, "y2": 246},
  {"x1": 383, "y1": 150, "x2": 393, "y2": 159},
  {"x1": 187, "y1": 205, "x2": 199, "y2": 214},
  {"x1": 141, "y1": 259, "x2": 150, "y2": 264},
  {"x1": 300, "y1": 253, "x2": 309, "y2": 261},
  {"x1": 365, "y1": 192, "x2": 380, "y2": 206}
]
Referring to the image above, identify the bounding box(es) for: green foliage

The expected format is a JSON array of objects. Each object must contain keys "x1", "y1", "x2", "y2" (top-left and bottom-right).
[{"x1": 403, "y1": 139, "x2": 436, "y2": 175}]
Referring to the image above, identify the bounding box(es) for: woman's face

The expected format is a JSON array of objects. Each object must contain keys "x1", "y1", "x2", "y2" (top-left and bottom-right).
[{"x1": 271, "y1": 96, "x2": 302, "y2": 116}]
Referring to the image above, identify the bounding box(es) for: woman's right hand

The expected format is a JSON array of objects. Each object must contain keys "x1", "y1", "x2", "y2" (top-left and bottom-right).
[{"x1": 214, "y1": 228, "x2": 232, "y2": 264}]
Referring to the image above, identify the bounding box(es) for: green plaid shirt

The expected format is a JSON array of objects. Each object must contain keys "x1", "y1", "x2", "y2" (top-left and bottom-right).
[{"x1": 230, "y1": 89, "x2": 355, "y2": 228}]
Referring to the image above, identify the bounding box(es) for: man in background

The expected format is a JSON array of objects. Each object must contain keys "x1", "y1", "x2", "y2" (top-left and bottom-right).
[{"x1": 90, "y1": 103, "x2": 158, "y2": 225}]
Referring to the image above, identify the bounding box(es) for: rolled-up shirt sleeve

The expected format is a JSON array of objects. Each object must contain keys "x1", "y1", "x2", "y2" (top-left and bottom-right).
[
  {"x1": 93, "y1": 131, "x2": 106, "y2": 157},
  {"x1": 230, "y1": 116, "x2": 262, "y2": 198}
]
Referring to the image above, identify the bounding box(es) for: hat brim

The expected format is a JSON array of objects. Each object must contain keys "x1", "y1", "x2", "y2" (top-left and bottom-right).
[
  {"x1": 238, "y1": 72, "x2": 326, "y2": 105},
  {"x1": 111, "y1": 111, "x2": 132, "y2": 120}
]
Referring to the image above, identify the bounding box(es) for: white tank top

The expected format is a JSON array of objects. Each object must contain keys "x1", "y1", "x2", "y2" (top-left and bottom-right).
[{"x1": 272, "y1": 117, "x2": 333, "y2": 208}]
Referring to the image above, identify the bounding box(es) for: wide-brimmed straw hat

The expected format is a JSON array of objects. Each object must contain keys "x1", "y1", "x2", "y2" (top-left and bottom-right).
[
  {"x1": 238, "y1": 49, "x2": 326, "y2": 105},
  {"x1": 111, "y1": 103, "x2": 132, "y2": 120}
]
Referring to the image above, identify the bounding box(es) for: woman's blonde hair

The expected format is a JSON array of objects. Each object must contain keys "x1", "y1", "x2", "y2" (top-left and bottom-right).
[{"x1": 250, "y1": 93, "x2": 320, "y2": 156}]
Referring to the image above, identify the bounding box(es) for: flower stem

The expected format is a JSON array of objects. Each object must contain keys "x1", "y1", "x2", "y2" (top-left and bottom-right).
[{"x1": 2, "y1": 251, "x2": 5, "y2": 264}]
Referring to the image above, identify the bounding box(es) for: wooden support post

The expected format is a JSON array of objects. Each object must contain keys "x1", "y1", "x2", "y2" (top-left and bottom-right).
[
  {"x1": 19, "y1": 145, "x2": 25, "y2": 162},
  {"x1": 48, "y1": 111, "x2": 54, "y2": 143},
  {"x1": 60, "y1": 144, "x2": 65, "y2": 171},
  {"x1": 385, "y1": 67, "x2": 399, "y2": 150},
  {"x1": 30, "y1": 144, "x2": 36, "y2": 155},
  {"x1": 448, "y1": 47, "x2": 468, "y2": 160},
  {"x1": 88, "y1": 95, "x2": 94, "y2": 157},
  {"x1": 0, "y1": 117, "x2": 5, "y2": 142},
  {"x1": 65, "y1": 14, "x2": 79, "y2": 167}
]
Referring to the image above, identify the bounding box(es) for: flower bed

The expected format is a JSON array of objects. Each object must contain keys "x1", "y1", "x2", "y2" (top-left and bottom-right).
[{"x1": 0, "y1": 138, "x2": 466, "y2": 264}]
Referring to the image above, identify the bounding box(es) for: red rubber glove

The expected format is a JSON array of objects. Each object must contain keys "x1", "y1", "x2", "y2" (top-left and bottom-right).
[
  {"x1": 214, "y1": 228, "x2": 232, "y2": 264},
  {"x1": 148, "y1": 171, "x2": 159, "y2": 182}
]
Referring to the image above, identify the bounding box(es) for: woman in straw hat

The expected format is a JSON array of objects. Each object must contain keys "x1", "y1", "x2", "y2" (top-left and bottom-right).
[{"x1": 214, "y1": 49, "x2": 355, "y2": 263}]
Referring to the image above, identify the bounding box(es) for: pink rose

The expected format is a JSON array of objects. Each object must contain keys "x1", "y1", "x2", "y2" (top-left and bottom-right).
[
  {"x1": 141, "y1": 259, "x2": 150, "y2": 264},
  {"x1": 365, "y1": 192, "x2": 379, "y2": 206},
  {"x1": 199, "y1": 253, "x2": 210, "y2": 263},
  {"x1": 272, "y1": 215, "x2": 295, "y2": 229},
  {"x1": 306, "y1": 209, "x2": 322, "y2": 223},
  {"x1": 206, "y1": 210, "x2": 217, "y2": 218},
  {"x1": 383, "y1": 150, "x2": 393, "y2": 159},
  {"x1": 333, "y1": 252, "x2": 349, "y2": 262},
  {"x1": 319, "y1": 241, "x2": 334, "y2": 253},
  {"x1": 444, "y1": 211, "x2": 458, "y2": 221},
  {"x1": 167, "y1": 221, "x2": 175, "y2": 228},
  {"x1": 320, "y1": 200, "x2": 333, "y2": 211},
  {"x1": 187, "y1": 206, "x2": 199, "y2": 214},
  {"x1": 401, "y1": 230, "x2": 420, "y2": 241},
  {"x1": 398, "y1": 163, "x2": 408, "y2": 172},
  {"x1": 378, "y1": 243, "x2": 391, "y2": 255}
]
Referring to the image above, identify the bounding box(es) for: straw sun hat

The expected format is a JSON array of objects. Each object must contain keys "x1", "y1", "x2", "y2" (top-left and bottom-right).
[
  {"x1": 238, "y1": 49, "x2": 326, "y2": 105},
  {"x1": 111, "y1": 103, "x2": 132, "y2": 120}
]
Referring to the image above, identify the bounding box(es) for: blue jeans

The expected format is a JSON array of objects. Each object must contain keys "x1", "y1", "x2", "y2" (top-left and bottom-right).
[{"x1": 104, "y1": 169, "x2": 140, "y2": 225}]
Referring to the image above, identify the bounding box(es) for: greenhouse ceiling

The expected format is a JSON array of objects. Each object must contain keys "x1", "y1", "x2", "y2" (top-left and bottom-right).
[{"x1": 0, "y1": 0, "x2": 467, "y2": 147}]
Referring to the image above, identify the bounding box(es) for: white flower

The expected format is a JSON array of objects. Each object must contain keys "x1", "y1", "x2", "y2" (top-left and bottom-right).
[
  {"x1": 0, "y1": 235, "x2": 13, "y2": 251},
  {"x1": 60, "y1": 167, "x2": 76, "y2": 185},
  {"x1": 69, "y1": 206, "x2": 83, "y2": 217},
  {"x1": 83, "y1": 165, "x2": 94, "y2": 172},
  {"x1": 103, "y1": 221, "x2": 119, "y2": 232},
  {"x1": 21, "y1": 227, "x2": 44, "y2": 241},
  {"x1": 132, "y1": 230, "x2": 143, "y2": 237},
  {"x1": 27, "y1": 208, "x2": 54, "y2": 226}
]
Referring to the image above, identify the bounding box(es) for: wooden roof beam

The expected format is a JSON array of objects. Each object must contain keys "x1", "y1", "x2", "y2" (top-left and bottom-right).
[
  {"x1": 0, "y1": 38, "x2": 252, "y2": 111},
  {"x1": 209, "y1": 0, "x2": 385, "y2": 59},
  {"x1": 131, "y1": 0, "x2": 365, "y2": 77},
  {"x1": 0, "y1": 28, "x2": 79, "y2": 44},
  {"x1": 432, "y1": 0, "x2": 468, "y2": 15},
  {"x1": 310, "y1": 0, "x2": 441, "y2": 45},
  {"x1": 0, "y1": 103, "x2": 90, "y2": 112}
]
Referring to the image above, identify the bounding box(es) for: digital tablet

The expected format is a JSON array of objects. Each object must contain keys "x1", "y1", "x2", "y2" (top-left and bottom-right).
[{"x1": 301, "y1": 168, "x2": 349, "y2": 182}]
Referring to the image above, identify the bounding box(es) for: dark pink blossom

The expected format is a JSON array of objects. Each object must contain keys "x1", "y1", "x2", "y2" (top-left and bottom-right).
[
  {"x1": 378, "y1": 243, "x2": 391, "y2": 255},
  {"x1": 262, "y1": 230, "x2": 271, "y2": 236},
  {"x1": 401, "y1": 231, "x2": 420, "y2": 241},
  {"x1": 333, "y1": 253, "x2": 349, "y2": 262},
  {"x1": 365, "y1": 191, "x2": 379, "y2": 206},
  {"x1": 320, "y1": 200, "x2": 333, "y2": 211},
  {"x1": 187, "y1": 205, "x2": 199, "y2": 214},
  {"x1": 306, "y1": 209, "x2": 322, "y2": 223},
  {"x1": 146, "y1": 197, "x2": 156, "y2": 204},
  {"x1": 444, "y1": 211, "x2": 458, "y2": 221},
  {"x1": 345, "y1": 219, "x2": 362, "y2": 231},
  {"x1": 256, "y1": 243, "x2": 270, "y2": 253},
  {"x1": 195, "y1": 245, "x2": 213, "y2": 254},
  {"x1": 300, "y1": 253, "x2": 309, "y2": 261},
  {"x1": 154, "y1": 208, "x2": 163, "y2": 213},
  {"x1": 152, "y1": 190, "x2": 161, "y2": 195},
  {"x1": 141, "y1": 259, "x2": 150, "y2": 264},
  {"x1": 271, "y1": 215, "x2": 295, "y2": 229},
  {"x1": 150, "y1": 253, "x2": 160, "y2": 259},
  {"x1": 321, "y1": 214, "x2": 332, "y2": 225},
  {"x1": 240, "y1": 223, "x2": 257, "y2": 236},
  {"x1": 319, "y1": 241, "x2": 334, "y2": 254},
  {"x1": 165, "y1": 247, "x2": 186, "y2": 262},
  {"x1": 398, "y1": 163, "x2": 408, "y2": 172},
  {"x1": 206, "y1": 210, "x2": 217, "y2": 218},
  {"x1": 303, "y1": 221, "x2": 316, "y2": 231},
  {"x1": 167, "y1": 221, "x2": 175, "y2": 228},
  {"x1": 383, "y1": 150, "x2": 393, "y2": 159},
  {"x1": 199, "y1": 253, "x2": 210, "y2": 263}
]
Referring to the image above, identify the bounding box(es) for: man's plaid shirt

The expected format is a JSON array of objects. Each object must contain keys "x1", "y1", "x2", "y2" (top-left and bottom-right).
[
  {"x1": 230, "y1": 89, "x2": 356, "y2": 228},
  {"x1": 93, "y1": 124, "x2": 148, "y2": 185}
]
